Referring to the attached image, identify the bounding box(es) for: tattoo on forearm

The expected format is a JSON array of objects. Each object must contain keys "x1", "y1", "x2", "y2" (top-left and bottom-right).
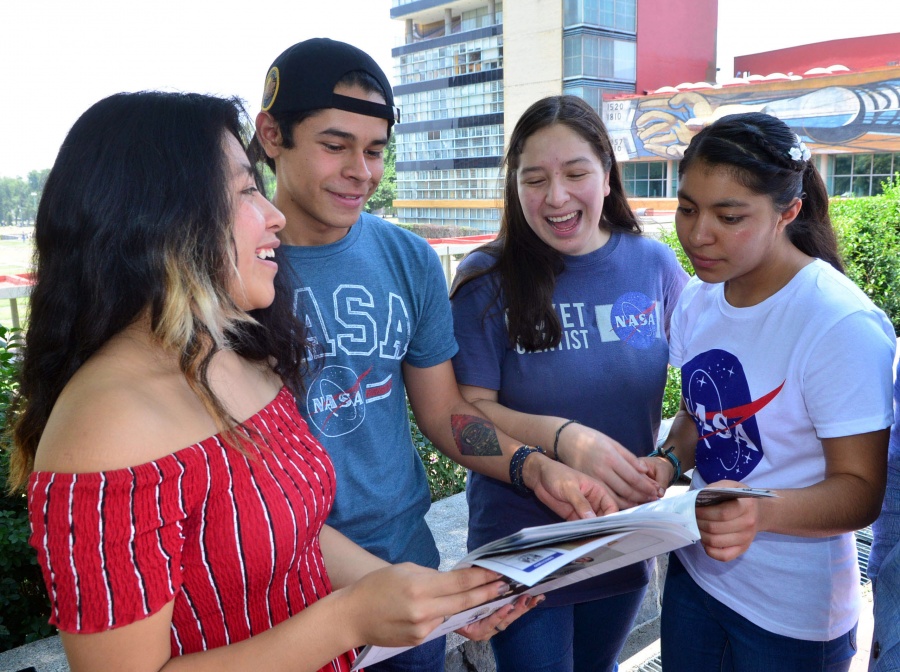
[{"x1": 451, "y1": 414, "x2": 502, "y2": 456}]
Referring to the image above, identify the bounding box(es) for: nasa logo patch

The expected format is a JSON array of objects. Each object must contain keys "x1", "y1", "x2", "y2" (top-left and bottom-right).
[
  {"x1": 682, "y1": 349, "x2": 783, "y2": 482},
  {"x1": 609, "y1": 291, "x2": 659, "y2": 349},
  {"x1": 306, "y1": 365, "x2": 368, "y2": 437}
]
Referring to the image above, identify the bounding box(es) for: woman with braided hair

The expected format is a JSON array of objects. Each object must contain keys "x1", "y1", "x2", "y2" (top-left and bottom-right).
[{"x1": 652, "y1": 112, "x2": 895, "y2": 671}]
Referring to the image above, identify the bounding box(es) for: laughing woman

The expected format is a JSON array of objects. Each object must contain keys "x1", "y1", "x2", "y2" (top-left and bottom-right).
[
  {"x1": 450, "y1": 95, "x2": 687, "y2": 672},
  {"x1": 7, "y1": 91, "x2": 532, "y2": 672}
]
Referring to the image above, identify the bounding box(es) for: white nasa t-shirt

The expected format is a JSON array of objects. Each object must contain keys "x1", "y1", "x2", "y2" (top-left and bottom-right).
[{"x1": 670, "y1": 259, "x2": 895, "y2": 640}]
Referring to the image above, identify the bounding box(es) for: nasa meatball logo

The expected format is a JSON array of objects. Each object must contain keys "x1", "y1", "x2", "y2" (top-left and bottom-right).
[
  {"x1": 306, "y1": 365, "x2": 393, "y2": 437},
  {"x1": 608, "y1": 291, "x2": 659, "y2": 349},
  {"x1": 682, "y1": 349, "x2": 784, "y2": 482}
]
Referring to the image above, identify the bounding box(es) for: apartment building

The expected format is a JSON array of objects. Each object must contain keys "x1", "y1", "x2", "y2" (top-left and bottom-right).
[{"x1": 389, "y1": 0, "x2": 717, "y2": 232}]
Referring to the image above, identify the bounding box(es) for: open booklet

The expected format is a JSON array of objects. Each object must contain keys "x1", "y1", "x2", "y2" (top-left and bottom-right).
[{"x1": 351, "y1": 487, "x2": 775, "y2": 670}]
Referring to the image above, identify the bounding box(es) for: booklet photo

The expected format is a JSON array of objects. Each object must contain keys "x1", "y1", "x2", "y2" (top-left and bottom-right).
[{"x1": 351, "y1": 487, "x2": 775, "y2": 670}]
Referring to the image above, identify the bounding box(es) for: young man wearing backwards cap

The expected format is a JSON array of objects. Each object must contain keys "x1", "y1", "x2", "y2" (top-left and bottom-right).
[{"x1": 252, "y1": 37, "x2": 657, "y2": 671}]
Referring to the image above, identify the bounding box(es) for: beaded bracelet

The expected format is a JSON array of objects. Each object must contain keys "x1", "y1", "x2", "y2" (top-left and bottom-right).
[
  {"x1": 509, "y1": 445, "x2": 545, "y2": 496},
  {"x1": 552, "y1": 419, "x2": 581, "y2": 461}
]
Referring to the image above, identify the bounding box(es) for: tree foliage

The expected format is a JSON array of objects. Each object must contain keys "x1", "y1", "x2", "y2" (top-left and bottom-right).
[
  {"x1": 0, "y1": 170, "x2": 50, "y2": 227},
  {"x1": 409, "y1": 402, "x2": 467, "y2": 501},
  {"x1": 366, "y1": 135, "x2": 396, "y2": 215}
]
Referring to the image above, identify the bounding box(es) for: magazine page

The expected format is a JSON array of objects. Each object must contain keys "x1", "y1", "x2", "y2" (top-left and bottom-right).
[
  {"x1": 350, "y1": 487, "x2": 775, "y2": 671},
  {"x1": 454, "y1": 487, "x2": 706, "y2": 566},
  {"x1": 352, "y1": 523, "x2": 697, "y2": 670}
]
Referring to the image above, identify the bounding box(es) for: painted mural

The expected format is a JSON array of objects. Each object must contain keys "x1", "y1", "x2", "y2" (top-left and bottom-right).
[{"x1": 603, "y1": 69, "x2": 900, "y2": 161}]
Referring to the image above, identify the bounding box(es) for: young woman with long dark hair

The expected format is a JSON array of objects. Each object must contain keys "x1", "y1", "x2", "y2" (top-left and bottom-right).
[
  {"x1": 655, "y1": 111, "x2": 894, "y2": 672},
  {"x1": 8, "y1": 91, "x2": 534, "y2": 672},
  {"x1": 450, "y1": 95, "x2": 687, "y2": 672}
]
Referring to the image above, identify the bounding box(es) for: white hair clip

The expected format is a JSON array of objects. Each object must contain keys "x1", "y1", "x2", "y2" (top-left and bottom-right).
[{"x1": 789, "y1": 134, "x2": 811, "y2": 162}]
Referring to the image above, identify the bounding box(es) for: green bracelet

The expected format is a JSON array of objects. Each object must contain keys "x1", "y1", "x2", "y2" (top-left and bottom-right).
[{"x1": 648, "y1": 445, "x2": 682, "y2": 487}]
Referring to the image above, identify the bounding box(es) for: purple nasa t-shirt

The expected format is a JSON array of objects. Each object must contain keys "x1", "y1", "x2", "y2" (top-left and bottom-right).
[{"x1": 451, "y1": 231, "x2": 687, "y2": 606}]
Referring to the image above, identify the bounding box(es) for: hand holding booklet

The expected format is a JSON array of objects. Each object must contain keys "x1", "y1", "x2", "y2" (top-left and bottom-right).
[{"x1": 351, "y1": 487, "x2": 775, "y2": 670}]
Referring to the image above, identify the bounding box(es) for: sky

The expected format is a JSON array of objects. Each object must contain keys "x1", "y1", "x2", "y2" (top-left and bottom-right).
[{"x1": 1, "y1": 0, "x2": 898, "y2": 178}]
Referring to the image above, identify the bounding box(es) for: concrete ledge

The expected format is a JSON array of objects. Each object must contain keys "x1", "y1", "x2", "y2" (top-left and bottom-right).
[{"x1": 0, "y1": 634, "x2": 65, "y2": 672}]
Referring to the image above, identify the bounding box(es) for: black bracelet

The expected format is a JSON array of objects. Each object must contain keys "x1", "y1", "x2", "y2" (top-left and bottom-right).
[
  {"x1": 553, "y1": 419, "x2": 580, "y2": 461},
  {"x1": 509, "y1": 445, "x2": 545, "y2": 496}
]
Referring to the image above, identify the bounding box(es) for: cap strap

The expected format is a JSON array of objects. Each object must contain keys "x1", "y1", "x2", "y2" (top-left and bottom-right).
[{"x1": 331, "y1": 93, "x2": 400, "y2": 123}]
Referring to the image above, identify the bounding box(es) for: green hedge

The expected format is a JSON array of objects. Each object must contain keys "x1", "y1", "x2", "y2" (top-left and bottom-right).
[
  {"x1": 409, "y1": 403, "x2": 467, "y2": 502},
  {"x1": 0, "y1": 326, "x2": 53, "y2": 652},
  {"x1": 832, "y1": 178, "x2": 900, "y2": 333}
]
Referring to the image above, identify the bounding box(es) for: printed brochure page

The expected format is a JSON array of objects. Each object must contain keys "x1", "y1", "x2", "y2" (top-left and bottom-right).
[{"x1": 350, "y1": 487, "x2": 774, "y2": 670}]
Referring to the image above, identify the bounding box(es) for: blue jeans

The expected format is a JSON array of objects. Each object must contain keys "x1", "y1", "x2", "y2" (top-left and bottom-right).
[
  {"x1": 489, "y1": 587, "x2": 647, "y2": 672},
  {"x1": 871, "y1": 541, "x2": 900, "y2": 671},
  {"x1": 662, "y1": 553, "x2": 857, "y2": 672},
  {"x1": 366, "y1": 635, "x2": 445, "y2": 672}
]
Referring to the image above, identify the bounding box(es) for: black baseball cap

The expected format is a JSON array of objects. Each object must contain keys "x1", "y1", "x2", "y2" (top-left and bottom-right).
[{"x1": 260, "y1": 38, "x2": 399, "y2": 127}]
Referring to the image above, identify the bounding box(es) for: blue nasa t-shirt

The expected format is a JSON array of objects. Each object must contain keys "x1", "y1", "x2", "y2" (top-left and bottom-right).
[
  {"x1": 281, "y1": 213, "x2": 457, "y2": 568},
  {"x1": 451, "y1": 231, "x2": 687, "y2": 606}
]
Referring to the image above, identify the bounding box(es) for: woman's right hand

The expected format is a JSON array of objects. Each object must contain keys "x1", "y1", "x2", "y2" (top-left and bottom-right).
[
  {"x1": 558, "y1": 423, "x2": 664, "y2": 507},
  {"x1": 338, "y1": 564, "x2": 513, "y2": 648},
  {"x1": 525, "y1": 452, "x2": 619, "y2": 520},
  {"x1": 58, "y1": 563, "x2": 518, "y2": 672}
]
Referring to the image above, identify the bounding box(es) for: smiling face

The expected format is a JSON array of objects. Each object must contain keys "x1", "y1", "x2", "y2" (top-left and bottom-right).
[
  {"x1": 515, "y1": 123, "x2": 611, "y2": 256},
  {"x1": 224, "y1": 133, "x2": 285, "y2": 311},
  {"x1": 267, "y1": 83, "x2": 389, "y2": 246},
  {"x1": 676, "y1": 163, "x2": 803, "y2": 305}
]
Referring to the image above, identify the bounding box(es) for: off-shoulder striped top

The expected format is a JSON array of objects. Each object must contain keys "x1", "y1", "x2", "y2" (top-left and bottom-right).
[{"x1": 28, "y1": 386, "x2": 354, "y2": 671}]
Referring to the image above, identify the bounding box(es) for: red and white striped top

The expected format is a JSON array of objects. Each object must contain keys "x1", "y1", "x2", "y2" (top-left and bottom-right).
[{"x1": 28, "y1": 386, "x2": 354, "y2": 671}]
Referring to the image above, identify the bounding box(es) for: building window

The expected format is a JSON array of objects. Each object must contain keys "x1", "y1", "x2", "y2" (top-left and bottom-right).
[
  {"x1": 396, "y1": 36, "x2": 504, "y2": 86},
  {"x1": 830, "y1": 153, "x2": 899, "y2": 197},
  {"x1": 563, "y1": 35, "x2": 635, "y2": 82},
  {"x1": 460, "y1": 4, "x2": 501, "y2": 32},
  {"x1": 396, "y1": 125, "x2": 505, "y2": 163},
  {"x1": 622, "y1": 161, "x2": 669, "y2": 198},
  {"x1": 396, "y1": 79, "x2": 504, "y2": 123},
  {"x1": 402, "y1": 2, "x2": 503, "y2": 44},
  {"x1": 564, "y1": 0, "x2": 636, "y2": 33},
  {"x1": 397, "y1": 206, "x2": 502, "y2": 233},
  {"x1": 564, "y1": 85, "x2": 600, "y2": 113},
  {"x1": 396, "y1": 168, "x2": 504, "y2": 200}
]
